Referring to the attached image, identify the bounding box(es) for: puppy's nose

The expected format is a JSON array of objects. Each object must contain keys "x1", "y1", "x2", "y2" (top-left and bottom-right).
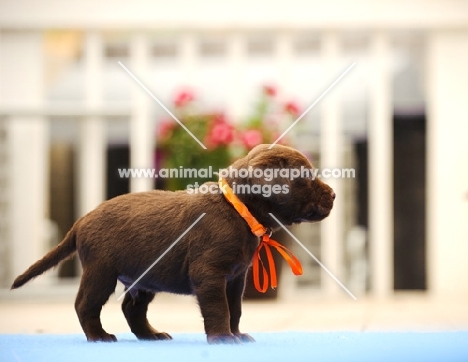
[{"x1": 331, "y1": 192, "x2": 336, "y2": 200}]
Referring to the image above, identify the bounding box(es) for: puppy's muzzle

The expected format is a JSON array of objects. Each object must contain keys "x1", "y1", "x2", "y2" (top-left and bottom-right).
[{"x1": 317, "y1": 190, "x2": 335, "y2": 218}]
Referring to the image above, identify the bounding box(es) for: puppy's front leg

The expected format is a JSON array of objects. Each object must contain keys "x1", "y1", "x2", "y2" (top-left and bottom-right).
[
  {"x1": 192, "y1": 275, "x2": 241, "y2": 344},
  {"x1": 226, "y1": 274, "x2": 255, "y2": 343}
]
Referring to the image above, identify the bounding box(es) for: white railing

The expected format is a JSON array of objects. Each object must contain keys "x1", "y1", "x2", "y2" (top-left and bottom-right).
[{"x1": 0, "y1": 29, "x2": 393, "y2": 297}]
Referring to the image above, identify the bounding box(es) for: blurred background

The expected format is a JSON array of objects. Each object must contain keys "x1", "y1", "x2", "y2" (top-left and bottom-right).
[{"x1": 0, "y1": 0, "x2": 467, "y2": 333}]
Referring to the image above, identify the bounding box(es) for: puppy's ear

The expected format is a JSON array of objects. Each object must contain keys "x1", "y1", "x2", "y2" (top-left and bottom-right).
[{"x1": 247, "y1": 157, "x2": 292, "y2": 204}]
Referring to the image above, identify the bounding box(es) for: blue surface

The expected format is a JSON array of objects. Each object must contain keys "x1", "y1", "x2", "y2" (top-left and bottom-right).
[{"x1": 1, "y1": 332, "x2": 467, "y2": 362}]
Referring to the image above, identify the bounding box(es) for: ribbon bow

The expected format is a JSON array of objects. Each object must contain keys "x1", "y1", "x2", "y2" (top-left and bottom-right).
[
  {"x1": 218, "y1": 178, "x2": 303, "y2": 293},
  {"x1": 253, "y1": 233, "x2": 303, "y2": 293}
]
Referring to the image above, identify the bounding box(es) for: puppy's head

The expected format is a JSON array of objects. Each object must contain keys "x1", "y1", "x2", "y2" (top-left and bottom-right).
[{"x1": 223, "y1": 144, "x2": 335, "y2": 229}]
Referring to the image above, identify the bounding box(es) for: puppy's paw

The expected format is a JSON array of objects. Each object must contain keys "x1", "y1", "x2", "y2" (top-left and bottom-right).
[
  {"x1": 137, "y1": 332, "x2": 173, "y2": 341},
  {"x1": 154, "y1": 332, "x2": 173, "y2": 340},
  {"x1": 207, "y1": 333, "x2": 242, "y2": 344},
  {"x1": 87, "y1": 333, "x2": 117, "y2": 342},
  {"x1": 234, "y1": 333, "x2": 255, "y2": 343}
]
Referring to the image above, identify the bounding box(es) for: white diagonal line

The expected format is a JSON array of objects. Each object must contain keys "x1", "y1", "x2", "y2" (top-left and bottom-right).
[
  {"x1": 118, "y1": 61, "x2": 207, "y2": 150},
  {"x1": 269, "y1": 62, "x2": 356, "y2": 149},
  {"x1": 117, "y1": 213, "x2": 206, "y2": 301},
  {"x1": 269, "y1": 213, "x2": 357, "y2": 300}
]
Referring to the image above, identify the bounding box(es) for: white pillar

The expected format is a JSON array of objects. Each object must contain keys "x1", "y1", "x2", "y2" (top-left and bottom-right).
[
  {"x1": 130, "y1": 33, "x2": 153, "y2": 192},
  {"x1": 276, "y1": 32, "x2": 293, "y2": 97},
  {"x1": 368, "y1": 32, "x2": 393, "y2": 297},
  {"x1": 0, "y1": 29, "x2": 6, "y2": 287},
  {"x1": 0, "y1": 31, "x2": 49, "y2": 283},
  {"x1": 426, "y1": 30, "x2": 468, "y2": 296},
  {"x1": 227, "y1": 33, "x2": 246, "y2": 120},
  {"x1": 180, "y1": 33, "x2": 197, "y2": 90},
  {"x1": 320, "y1": 32, "x2": 344, "y2": 296},
  {"x1": 78, "y1": 31, "x2": 105, "y2": 216}
]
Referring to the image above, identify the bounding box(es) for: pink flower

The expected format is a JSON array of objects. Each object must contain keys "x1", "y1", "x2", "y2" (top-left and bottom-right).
[
  {"x1": 174, "y1": 90, "x2": 194, "y2": 108},
  {"x1": 212, "y1": 113, "x2": 227, "y2": 124},
  {"x1": 241, "y1": 129, "x2": 263, "y2": 149},
  {"x1": 284, "y1": 101, "x2": 300, "y2": 116},
  {"x1": 263, "y1": 85, "x2": 277, "y2": 97},
  {"x1": 158, "y1": 118, "x2": 175, "y2": 139},
  {"x1": 206, "y1": 117, "x2": 234, "y2": 148}
]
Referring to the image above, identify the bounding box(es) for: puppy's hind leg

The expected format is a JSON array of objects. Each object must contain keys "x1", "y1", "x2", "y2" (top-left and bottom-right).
[
  {"x1": 75, "y1": 268, "x2": 117, "y2": 342},
  {"x1": 122, "y1": 290, "x2": 172, "y2": 341}
]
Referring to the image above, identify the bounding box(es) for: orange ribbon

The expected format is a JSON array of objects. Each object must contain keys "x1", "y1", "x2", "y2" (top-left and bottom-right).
[
  {"x1": 253, "y1": 234, "x2": 303, "y2": 293},
  {"x1": 218, "y1": 177, "x2": 303, "y2": 293}
]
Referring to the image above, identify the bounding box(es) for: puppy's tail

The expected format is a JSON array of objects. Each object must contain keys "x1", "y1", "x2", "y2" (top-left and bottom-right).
[{"x1": 11, "y1": 227, "x2": 77, "y2": 289}]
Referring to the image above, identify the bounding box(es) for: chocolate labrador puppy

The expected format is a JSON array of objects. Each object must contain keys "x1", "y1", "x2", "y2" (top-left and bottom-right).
[{"x1": 11, "y1": 144, "x2": 335, "y2": 344}]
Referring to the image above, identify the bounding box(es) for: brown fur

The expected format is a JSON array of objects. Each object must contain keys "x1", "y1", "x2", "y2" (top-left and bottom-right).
[{"x1": 11, "y1": 144, "x2": 335, "y2": 344}]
